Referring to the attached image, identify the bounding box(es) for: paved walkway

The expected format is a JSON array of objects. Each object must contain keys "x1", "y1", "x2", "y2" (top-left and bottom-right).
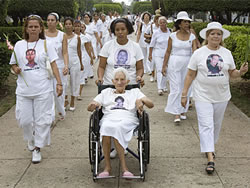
[{"x1": 1, "y1": 35, "x2": 250, "y2": 188}]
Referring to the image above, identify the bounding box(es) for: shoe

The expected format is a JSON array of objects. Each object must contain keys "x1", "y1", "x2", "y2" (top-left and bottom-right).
[
  {"x1": 174, "y1": 118, "x2": 181, "y2": 123},
  {"x1": 163, "y1": 88, "x2": 168, "y2": 93},
  {"x1": 58, "y1": 113, "x2": 65, "y2": 121},
  {"x1": 180, "y1": 115, "x2": 187, "y2": 120},
  {"x1": 32, "y1": 149, "x2": 41, "y2": 164},
  {"x1": 27, "y1": 140, "x2": 35, "y2": 151},
  {"x1": 150, "y1": 76, "x2": 154, "y2": 82},
  {"x1": 124, "y1": 149, "x2": 128, "y2": 155},
  {"x1": 158, "y1": 89, "x2": 163, "y2": 96},
  {"x1": 98, "y1": 171, "x2": 110, "y2": 177},
  {"x1": 206, "y1": 161, "x2": 215, "y2": 174},
  {"x1": 110, "y1": 149, "x2": 117, "y2": 159},
  {"x1": 89, "y1": 76, "x2": 94, "y2": 79},
  {"x1": 69, "y1": 107, "x2": 75, "y2": 111},
  {"x1": 76, "y1": 96, "x2": 83, "y2": 101},
  {"x1": 122, "y1": 171, "x2": 134, "y2": 179}
]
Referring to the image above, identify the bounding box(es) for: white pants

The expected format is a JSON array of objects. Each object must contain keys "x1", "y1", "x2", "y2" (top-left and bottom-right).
[
  {"x1": 16, "y1": 92, "x2": 53, "y2": 148},
  {"x1": 67, "y1": 63, "x2": 80, "y2": 97},
  {"x1": 52, "y1": 68, "x2": 67, "y2": 118},
  {"x1": 195, "y1": 101, "x2": 228, "y2": 152},
  {"x1": 165, "y1": 65, "x2": 190, "y2": 115},
  {"x1": 140, "y1": 46, "x2": 151, "y2": 74},
  {"x1": 155, "y1": 56, "x2": 167, "y2": 90}
]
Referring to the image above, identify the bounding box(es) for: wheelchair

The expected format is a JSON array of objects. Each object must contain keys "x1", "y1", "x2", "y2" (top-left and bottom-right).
[{"x1": 88, "y1": 83, "x2": 150, "y2": 181}]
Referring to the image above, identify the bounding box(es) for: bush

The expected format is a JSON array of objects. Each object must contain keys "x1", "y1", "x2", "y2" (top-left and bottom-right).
[
  {"x1": 0, "y1": 42, "x2": 11, "y2": 87},
  {"x1": 0, "y1": 26, "x2": 23, "y2": 44},
  {"x1": 132, "y1": 2, "x2": 153, "y2": 14},
  {"x1": 94, "y1": 3, "x2": 122, "y2": 14}
]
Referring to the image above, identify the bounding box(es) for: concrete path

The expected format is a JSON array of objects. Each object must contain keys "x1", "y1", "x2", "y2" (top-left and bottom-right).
[{"x1": 1, "y1": 35, "x2": 250, "y2": 188}]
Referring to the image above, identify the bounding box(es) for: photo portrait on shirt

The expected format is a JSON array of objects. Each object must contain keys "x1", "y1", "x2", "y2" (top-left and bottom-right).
[
  {"x1": 111, "y1": 96, "x2": 127, "y2": 110},
  {"x1": 207, "y1": 54, "x2": 224, "y2": 76},
  {"x1": 114, "y1": 49, "x2": 130, "y2": 69},
  {"x1": 25, "y1": 49, "x2": 38, "y2": 69}
]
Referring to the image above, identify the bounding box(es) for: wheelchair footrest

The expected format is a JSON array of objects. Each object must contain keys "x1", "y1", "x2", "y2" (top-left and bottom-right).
[
  {"x1": 95, "y1": 175, "x2": 116, "y2": 180},
  {"x1": 121, "y1": 175, "x2": 143, "y2": 179}
]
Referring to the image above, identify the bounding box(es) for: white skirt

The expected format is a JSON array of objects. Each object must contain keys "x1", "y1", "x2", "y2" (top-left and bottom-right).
[{"x1": 100, "y1": 117, "x2": 139, "y2": 149}]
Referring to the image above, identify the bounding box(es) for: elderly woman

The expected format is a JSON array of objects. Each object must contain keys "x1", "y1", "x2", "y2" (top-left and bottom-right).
[
  {"x1": 148, "y1": 16, "x2": 171, "y2": 95},
  {"x1": 88, "y1": 67, "x2": 154, "y2": 178},
  {"x1": 162, "y1": 11, "x2": 197, "y2": 123},
  {"x1": 181, "y1": 22, "x2": 248, "y2": 174},
  {"x1": 10, "y1": 15, "x2": 63, "y2": 163}
]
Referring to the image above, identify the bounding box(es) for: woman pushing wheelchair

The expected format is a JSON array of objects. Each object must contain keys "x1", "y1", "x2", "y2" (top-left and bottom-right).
[{"x1": 88, "y1": 67, "x2": 154, "y2": 178}]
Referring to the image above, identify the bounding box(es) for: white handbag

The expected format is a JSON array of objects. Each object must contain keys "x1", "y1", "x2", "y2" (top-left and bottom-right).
[{"x1": 44, "y1": 40, "x2": 54, "y2": 79}]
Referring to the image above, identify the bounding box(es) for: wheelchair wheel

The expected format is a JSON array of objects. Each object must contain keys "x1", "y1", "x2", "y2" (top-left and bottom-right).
[
  {"x1": 144, "y1": 112, "x2": 150, "y2": 165},
  {"x1": 89, "y1": 114, "x2": 94, "y2": 166},
  {"x1": 138, "y1": 138, "x2": 145, "y2": 181}
]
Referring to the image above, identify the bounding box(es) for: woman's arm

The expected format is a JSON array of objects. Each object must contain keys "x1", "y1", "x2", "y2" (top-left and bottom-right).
[
  {"x1": 148, "y1": 47, "x2": 153, "y2": 62},
  {"x1": 85, "y1": 42, "x2": 94, "y2": 65},
  {"x1": 136, "y1": 59, "x2": 144, "y2": 86},
  {"x1": 96, "y1": 56, "x2": 107, "y2": 84},
  {"x1": 94, "y1": 32, "x2": 102, "y2": 48},
  {"x1": 162, "y1": 38, "x2": 172, "y2": 76},
  {"x1": 192, "y1": 39, "x2": 197, "y2": 53},
  {"x1": 136, "y1": 23, "x2": 142, "y2": 43},
  {"x1": 51, "y1": 61, "x2": 63, "y2": 97},
  {"x1": 87, "y1": 100, "x2": 101, "y2": 112},
  {"x1": 136, "y1": 97, "x2": 154, "y2": 114},
  {"x1": 228, "y1": 62, "x2": 248, "y2": 78},
  {"x1": 77, "y1": 36, "x2": 83, "y2": 71},
  {"x1": 62, "y1": 33, "x2": 69, "y2": 75},
  {"x1": 181, "y1": 69, "x2": 197, "y2": 107}
]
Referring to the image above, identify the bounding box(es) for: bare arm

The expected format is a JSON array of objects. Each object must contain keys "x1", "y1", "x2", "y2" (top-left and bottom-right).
[
  {"x1": 62, "y1": 33, "x2": 69, "y2": 75},
  {"x1": 162, "y1": 38, "x2": 172, "y2": 76},
  {"x1": 148, "y1": 47, "x2": 153, "y2": 61},
  {"x1": 192, "y1": 39, "x2": 197, "y2": 53},
  {"x1": 94, "y1": 32, "x2": 102, "y2": 48},
  {"x1": 136, "y1": 96, "x2": 154, "y2": 114},
  {"x1": 136, "y1": 59, "x2": 144, "y2": 86},
  {"x1": 136, "y1": 23, "x2": 142, "y2": 43},
  {"x1": 181, "y1": 69, "x2": 197, "y2": 107},
  {"x1": 51, "y1": 61, "x2": 63, "y2": 97},
  {"x1": 96, "y1": 56, "x2": 107, "y2": 84},
  {"x1": 85, "y1": 42, "x2": 93, "y2": 65},
  {"x1": 77, "y1": 36, "x2": 83, "y2": 71},
  {"x1": 228, "y1": 62, "x2": 248, "y2": 79}
]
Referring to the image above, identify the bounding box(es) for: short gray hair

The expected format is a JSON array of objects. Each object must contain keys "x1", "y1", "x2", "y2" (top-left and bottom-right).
[
  {"x1": 113, "y1": 67, "x2": 130, "y2": 81},
  {"x1": 158, "y1": 16, "x2": 167, "y2": 24}
]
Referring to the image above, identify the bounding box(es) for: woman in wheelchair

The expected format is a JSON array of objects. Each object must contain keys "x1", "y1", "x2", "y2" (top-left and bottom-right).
[{"x1": 88, "y1": 67, "x2": 153, "y2": 178}]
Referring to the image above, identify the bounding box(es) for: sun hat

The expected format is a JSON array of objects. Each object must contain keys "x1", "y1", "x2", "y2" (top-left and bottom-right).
[
  {"x1": 174, "y1": 11, "x2": 192, "y2": 22},
  {"x1": 199, "y1": 22, "x2": 230, "y2": 40}
]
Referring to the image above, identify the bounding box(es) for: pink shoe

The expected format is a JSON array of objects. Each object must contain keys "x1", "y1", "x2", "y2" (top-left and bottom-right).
[
  {"x1": 122, "y1": 171, "x2": 134, "y2": 179},
  {"x1": 98, "y1": 171, "x2": 109, "y2": 177}
]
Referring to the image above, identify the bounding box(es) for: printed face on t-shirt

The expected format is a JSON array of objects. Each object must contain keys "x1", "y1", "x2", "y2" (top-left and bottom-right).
[
  {"x1": 25, "y1": 49, "x2": 38, "y2": 69},
  {"x1": 111, "y1": 96, "x2": 127, "y2": 110},
  {"x1": 114, "y1": 49, "x2": 130, "y2": 69},
  {"x1": 206, "y1": 54, "x2": 224, "y2": 77}
]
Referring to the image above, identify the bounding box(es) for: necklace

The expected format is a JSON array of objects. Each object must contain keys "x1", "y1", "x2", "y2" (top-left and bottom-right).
[{"x1": 27, "y1": 40, "x2": 38, "y2": 50}]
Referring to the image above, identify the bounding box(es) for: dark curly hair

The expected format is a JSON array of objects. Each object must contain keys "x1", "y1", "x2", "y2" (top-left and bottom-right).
[{"x1": 110, "y1": 18, "x2": 134, "y2": 35}]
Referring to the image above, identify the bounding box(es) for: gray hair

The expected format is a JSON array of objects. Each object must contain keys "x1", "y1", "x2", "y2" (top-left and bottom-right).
[
  {"x1": 113, "y1": 67, "x2": 130, "y2": 81},
  {"x1": 158, "y1": 16, "x2": 167, "y2": 24}
]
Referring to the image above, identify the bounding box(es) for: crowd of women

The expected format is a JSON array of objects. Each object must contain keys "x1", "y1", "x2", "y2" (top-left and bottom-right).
[{"x1": 9, "y1": 9, "x2": 248, "y2": 177}]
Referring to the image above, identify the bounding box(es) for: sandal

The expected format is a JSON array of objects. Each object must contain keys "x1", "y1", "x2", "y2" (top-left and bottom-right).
[
  {"x1": 206, "y1": 161, "x2": 215, "y2": 174},
  {"x1": 122, "y1": 171, "x2": 134, "y2": 179}
]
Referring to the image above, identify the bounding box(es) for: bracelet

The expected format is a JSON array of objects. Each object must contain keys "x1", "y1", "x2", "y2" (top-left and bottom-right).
[{"x1": 181, "y1": 96, "x2": 187, "y2": 98}]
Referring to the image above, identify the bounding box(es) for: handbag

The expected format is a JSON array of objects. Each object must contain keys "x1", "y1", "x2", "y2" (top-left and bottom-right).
[
  {"x1": 44, "y1": 40, "x2": 54, "y2": 79},
  {"x1": 144, "y1": 23, "x2": 153, "y2": 44}
]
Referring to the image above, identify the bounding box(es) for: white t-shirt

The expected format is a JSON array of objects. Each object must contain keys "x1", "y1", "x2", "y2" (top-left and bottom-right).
[
  {"x1": 45, "y1": 30, "x2": 65, "y2": 68},
  {"x1": 188, "y1": 46, "x2": 236, "y2": 103},
  {"x1": 139, "y1": 22, "x2": 151, "y2": 48},
  {"x1": 149, "y1": 28, "x2": 171, "y2": 57},
  {"x1": 9, "y1": 39, "x2": 58, "y2": 96},
  {"x1": 94, "y1": 88, "x2": 145, "y2": 121},
  {"x1": 99, "y1": 39, "x2": 144, "y2": 85},
  {"x1": 67, "y1": 34, "x2": 80, "y2": 65}
]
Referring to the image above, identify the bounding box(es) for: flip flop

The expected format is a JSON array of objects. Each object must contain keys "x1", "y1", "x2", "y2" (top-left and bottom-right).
[
  {"x1": 122, "y1": 171, "x2": 134, "y2": 179},
  {"x1": 98, "y1": 171, "x2": 110, "y2": 178}
]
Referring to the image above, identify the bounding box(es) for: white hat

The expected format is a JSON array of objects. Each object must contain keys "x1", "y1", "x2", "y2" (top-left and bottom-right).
[
  {"x1": 199, "y1": 22, "x2": 230, "y2": 40},
  {"x1": 174, "y1": 11, "x2": 192, "y2": 22}
]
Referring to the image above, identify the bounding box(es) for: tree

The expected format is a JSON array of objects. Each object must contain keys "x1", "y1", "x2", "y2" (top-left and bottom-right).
[
  {"x1": 151, "y1": 0, "x2": 250, "y2": 24},
  {"x1": 132, "y1": 1, "x2": 154, "y2": 14},
  {"x1": 0, "y1": 0, "x2": 9, "y2": 25},
  {"x1": 8, "y1": 0, "x2": 79, "y2": 26}
]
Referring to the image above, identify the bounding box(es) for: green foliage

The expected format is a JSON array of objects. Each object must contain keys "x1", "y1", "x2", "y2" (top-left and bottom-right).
[
  {"x1": 0, "y1": 0, "x2": 9, "y2": 25},
  {"x1": 132, "y1": 2, "x2": 153, "y2": 14},
  {"x1": 8, "y1": 0, "x2": 79, "y2": 25},
  {"x1": 0, "y1": 26, "x2": 23, "y2": 44},
  {"x1": 94, "y1": 3, "x2": 122, "y2": 14},
  {"x1": 0, "y1": 42, "x2": 11, "y2": 87}
]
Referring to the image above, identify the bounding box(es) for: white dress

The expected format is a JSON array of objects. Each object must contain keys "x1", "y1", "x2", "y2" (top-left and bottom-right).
[
  {"x1": 94, "y1": 88, "x2": 145, "y2": 149},
  {"x1": 165, "y1": 32, "x2": 195, "y2": 115}
]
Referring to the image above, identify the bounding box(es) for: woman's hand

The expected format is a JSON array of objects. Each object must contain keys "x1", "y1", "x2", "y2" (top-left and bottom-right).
[
  {"x1": 162, "y1": 65, "x2": 167, "y2": 76},
  {"x1": 240, "y1": 62, "x2": 248, "y2": 75},
  {"x1": 136, "y1": 99, "x2": 144, "y2": 114},
  {"x1": 87, "y1": 101, "x2": 101, "y2": 112},
  {"x1": 136, "y1": 76, "x2": 144, "y2": 87},
  {"x1": 148, "y1": 55, "x2": 152, "y2": 62},
  {"x1": 80, "y1": 64, "x2": 84, "y2": 71},
  {"x1": 63, "y1": 66, "x2": 68, "y2": 75},
  {"x1": 12, "y1": 65, "x2": 21, "y2": 75},
  {"x1": 95, "y1": 78, "x2": 104, "y2": 85},
  {"x1": 181, "y1": 96, "x2": 187, "y2": 108},
  {"x1": 56, "y1": 84, "x2": 63, "y2": 97}
]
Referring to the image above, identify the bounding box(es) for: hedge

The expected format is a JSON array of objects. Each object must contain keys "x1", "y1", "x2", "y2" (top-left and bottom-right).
[
  {"x1": 0, "y1": 42, "x2": 11, "y2": 87},
  {"x1": 0, "y1": 26, "x2": 23, "y2": 44},
  {"x1": 94, "y1": 3, "x2": 123, "y2": 14}
]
